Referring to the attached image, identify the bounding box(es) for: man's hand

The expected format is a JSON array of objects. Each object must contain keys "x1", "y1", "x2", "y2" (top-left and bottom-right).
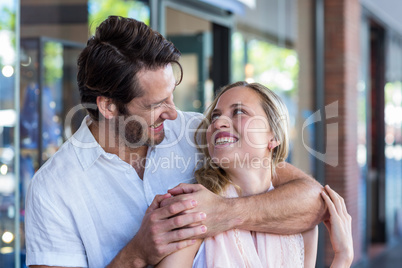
[
  {"x1": 108, "y1": 193, "x2": 207, "y2": 267},
  {"x1": 161, "y1": 184, "x2": 234, "y2": 237}
]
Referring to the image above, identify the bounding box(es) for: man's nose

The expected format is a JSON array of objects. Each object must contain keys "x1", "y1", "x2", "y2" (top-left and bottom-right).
[{"x1": 160, "y1": 100, "x2": 177, "y2": 120}]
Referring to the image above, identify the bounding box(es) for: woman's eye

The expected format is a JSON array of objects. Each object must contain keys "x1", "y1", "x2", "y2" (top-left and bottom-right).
[
  {"x1": 211, "y1": 114, "x2": 220, "y2": 121},
  {"x1": 234, "y1": 109, "x2": 245, "y2": 115}
]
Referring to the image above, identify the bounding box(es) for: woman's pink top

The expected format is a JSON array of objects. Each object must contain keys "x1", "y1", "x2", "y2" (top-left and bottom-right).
[{"x1": 194, "y1": 184, "x2": 304, "y2": 268}]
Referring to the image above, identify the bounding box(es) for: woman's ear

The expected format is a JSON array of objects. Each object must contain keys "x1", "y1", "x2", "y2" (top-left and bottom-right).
[
  {"x1": 268, "y1": 140, "x2": 281, "y2": 151},
  {"x1": 96, "y1": 96, "x2": 117, "y2": 119}
]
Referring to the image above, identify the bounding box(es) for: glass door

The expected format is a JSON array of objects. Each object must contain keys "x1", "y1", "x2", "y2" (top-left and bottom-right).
[{"x1": 159, "y1": 0, "x2": 233, "y2": 112}]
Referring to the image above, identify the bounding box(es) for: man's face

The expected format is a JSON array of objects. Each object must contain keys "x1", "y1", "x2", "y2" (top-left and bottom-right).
[{"x1": 116, "y1": 64, "x2": 178, "y2": 147}]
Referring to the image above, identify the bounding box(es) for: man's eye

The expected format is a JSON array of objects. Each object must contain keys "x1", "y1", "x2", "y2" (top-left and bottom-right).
[{"x1": 152, "y1": 103, "x2": 163, "y2": 109}]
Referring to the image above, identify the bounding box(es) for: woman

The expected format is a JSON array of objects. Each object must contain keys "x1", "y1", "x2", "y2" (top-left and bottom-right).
[{"x1": 157, "y1": 81, "x2": 353, "y2": 267}]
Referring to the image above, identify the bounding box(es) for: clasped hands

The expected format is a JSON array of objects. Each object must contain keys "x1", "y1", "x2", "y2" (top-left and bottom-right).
[{"x1": 132, "y1": 184, "x2": 228, "y2": 266}]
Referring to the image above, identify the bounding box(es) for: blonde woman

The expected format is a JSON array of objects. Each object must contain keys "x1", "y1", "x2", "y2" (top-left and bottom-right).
[{"x1": 157, "y1": 81, "x2": 353, "y2": 267}]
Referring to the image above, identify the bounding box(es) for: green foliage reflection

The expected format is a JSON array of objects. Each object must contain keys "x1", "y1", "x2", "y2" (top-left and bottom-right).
[
  {"x1": 88, "y1": 0, "x2": 150, "y2": 35},
  {"x1": 232, "y1": 33, "x2": 299, "y2": 96},
  {"x1": 247, "y1": 39, "x2": 299, "y2": 95},
  {"x1": 0, "y1": 2, "x2": 16, "y2": 65},
  {"x1": 231, "y1": 32, "x2": 245, "y2": 81},
  {"x1": 44, "y1": 42, "x2": 63, "y2": 86},
  {"x1": 0, "y1": 4, "x2": 14, "y2": 31}
]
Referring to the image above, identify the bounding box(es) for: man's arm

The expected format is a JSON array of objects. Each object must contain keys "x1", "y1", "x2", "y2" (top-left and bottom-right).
[
  {"x1": 241, "y1": 162, "x2": 326, "y2": 234},
  {"x1": 28, "y1": 194, "x2": 206, "y2": 268},
  {"x1": 232, "y1": 178, "x2": 324, "y2": 234},
  {"x1": 163, "y1": 162, "x2": 326, "y2": 236}
]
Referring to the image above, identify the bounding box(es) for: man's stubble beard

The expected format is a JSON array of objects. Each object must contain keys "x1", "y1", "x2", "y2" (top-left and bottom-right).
[{"x1": 114, "y1": 115, "x2": 165, "y2": 148}]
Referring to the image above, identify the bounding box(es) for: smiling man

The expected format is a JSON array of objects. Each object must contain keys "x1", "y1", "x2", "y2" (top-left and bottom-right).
[
  {"x1": 88, "y1": 64, "x2": 180, "y2": 179},
  {"x1": 25, "y1": 16, "x2": 325, "y2": 268}
]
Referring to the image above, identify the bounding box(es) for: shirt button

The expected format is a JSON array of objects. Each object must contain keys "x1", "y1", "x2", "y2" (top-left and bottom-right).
[{"x1": 126, "y1": 169, "x2": 133, "y2": 174}]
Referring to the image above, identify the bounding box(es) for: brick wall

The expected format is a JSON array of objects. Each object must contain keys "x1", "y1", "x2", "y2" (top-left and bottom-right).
[{"x1": 324, "y1": 0, "x2": 362, "y2": 265}]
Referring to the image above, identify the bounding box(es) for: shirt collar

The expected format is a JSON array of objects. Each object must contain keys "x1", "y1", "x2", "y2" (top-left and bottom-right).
[
  {"x1": 70, "y1": 112, "x2": 185, "y2": 169},
  {"x1": 70, "y1": 116, "x2": 106, "y2": 170},
  {"x1": 70, "y1": 115, "x2": 180, "y2": 170}
]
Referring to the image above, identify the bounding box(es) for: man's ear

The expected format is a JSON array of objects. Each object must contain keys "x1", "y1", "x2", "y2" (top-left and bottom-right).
[
  {"x1": 268, "y1": 139, "x2": 281, "y2": 151},
  {"x1": 96, "y1": 96, "x2": 117, "y2": 119}
]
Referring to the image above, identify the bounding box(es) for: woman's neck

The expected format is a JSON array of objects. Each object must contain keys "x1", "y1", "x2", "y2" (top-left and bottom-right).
[{"x1": 226, "y1": 167, "x2": 272, "y2": 197}]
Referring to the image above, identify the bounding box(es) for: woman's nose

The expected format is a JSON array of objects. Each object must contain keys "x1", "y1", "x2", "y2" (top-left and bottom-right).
[{"x1": 213, "y1": 115, "x2": 231, "y2": 129}]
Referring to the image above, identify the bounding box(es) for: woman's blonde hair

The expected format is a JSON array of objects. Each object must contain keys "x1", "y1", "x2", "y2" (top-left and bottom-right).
[{"x1": 194, "y1": 81, "x2": 290, "y2": 194}]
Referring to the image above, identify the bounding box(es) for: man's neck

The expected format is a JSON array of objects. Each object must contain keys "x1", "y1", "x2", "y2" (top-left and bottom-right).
[{"x1": 89, "y1": 120, "x2": 149, "y2": 179}]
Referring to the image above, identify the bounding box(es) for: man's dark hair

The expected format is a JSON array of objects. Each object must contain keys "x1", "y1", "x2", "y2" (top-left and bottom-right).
[{"x1": 77, "y1": 16, "x2": 182, "y2": 121}]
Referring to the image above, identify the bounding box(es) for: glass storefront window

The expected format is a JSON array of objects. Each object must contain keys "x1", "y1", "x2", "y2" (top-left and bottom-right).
[
  {"x1": 383, "y1": 36, "x2": 402, "y2": 242},
  {"x1": 246, "y1": 39, "x2": 299, "y2": 94},
  {"x1": 164, "y1": 6, "x2": 213, "y2": 112},
  {"x1": 231, "y1": 32, "x2": 245, "y2": 82},
  {"x1": 231, "y1": 34, "x2": 300, "y2": 163},
  {"x1": 384, "y1": 79, "x2": 402, "y2": 240},
  {"x1": 0, "y1": 0, "x2": 19, "y2": 266},
  {"x1": 20, "y1": 38, "x2": 85, "y2": 166}
]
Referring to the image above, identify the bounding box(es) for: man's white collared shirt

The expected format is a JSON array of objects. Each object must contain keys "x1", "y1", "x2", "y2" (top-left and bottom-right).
[{"x1": 25, "y1": 111, "x2": 203, "y2": 267}]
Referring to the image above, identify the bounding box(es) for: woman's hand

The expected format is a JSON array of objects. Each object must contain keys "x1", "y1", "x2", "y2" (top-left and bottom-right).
[{"x1": 321, "y1": 185, "x2": 353, "y2": 268}]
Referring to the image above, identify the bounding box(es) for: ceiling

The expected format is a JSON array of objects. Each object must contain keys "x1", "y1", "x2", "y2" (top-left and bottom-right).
[{"x1": 361, "y1": 0, "x2": 402, "y2": 34}]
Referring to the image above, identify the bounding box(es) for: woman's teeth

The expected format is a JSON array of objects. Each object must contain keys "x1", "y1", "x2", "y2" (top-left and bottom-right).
[{"x1": 215, "y1": 137, "x2": 238, "y2": 145}]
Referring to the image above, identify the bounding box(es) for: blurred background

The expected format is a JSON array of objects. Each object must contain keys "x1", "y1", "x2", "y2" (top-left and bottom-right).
[{"x1": 0, "y1": 0, "x2": 401, "y2": 267}]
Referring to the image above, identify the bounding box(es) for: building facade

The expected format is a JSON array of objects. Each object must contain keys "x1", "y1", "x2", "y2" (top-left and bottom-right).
[{"x1": 0, "y1": 0, "x2": 401, "y2": 267}]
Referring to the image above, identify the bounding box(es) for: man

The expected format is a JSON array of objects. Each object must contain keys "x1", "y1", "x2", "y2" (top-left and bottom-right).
[{"x1": 26, "y1": 16, "x2": 325, "y2": 268}]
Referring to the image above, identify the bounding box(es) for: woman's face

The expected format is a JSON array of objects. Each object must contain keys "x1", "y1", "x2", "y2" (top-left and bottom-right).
[{"x1": 206, "y1": 86, "x2": 275, "y2": 169}]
